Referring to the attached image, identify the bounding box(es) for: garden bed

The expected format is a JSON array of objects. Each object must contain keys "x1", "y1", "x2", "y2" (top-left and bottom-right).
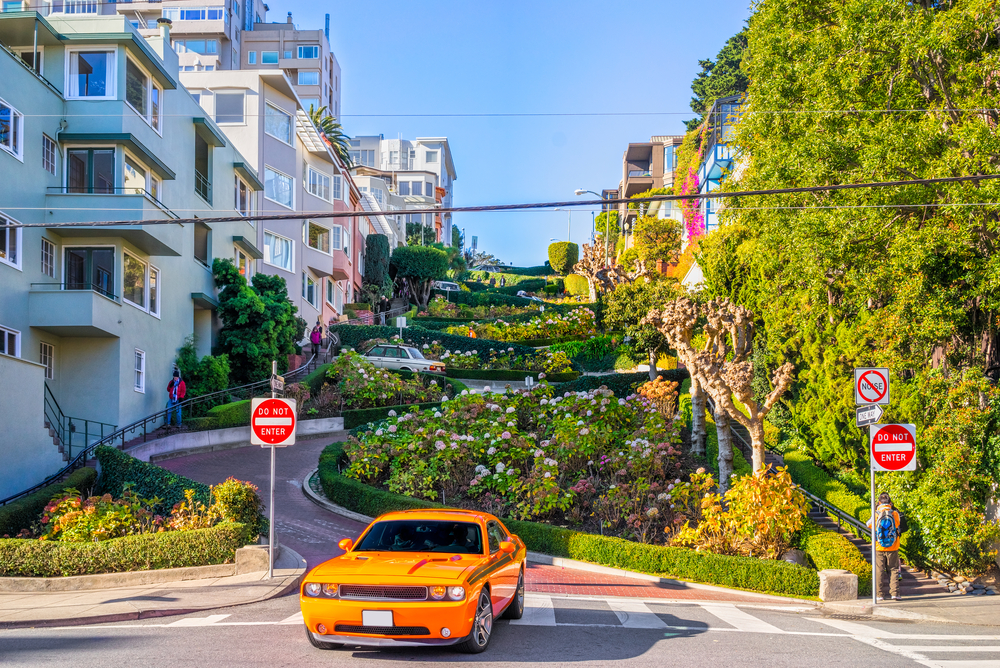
[
  {"x1": 0, "y1": 468, "x2": 98, "y2": 538},
  {"x1": 445, "y1": 369, "x2": 580, "y2": 383},
  {"x1": 553, "y1": 369, "x2": 690, "y2": 397}
]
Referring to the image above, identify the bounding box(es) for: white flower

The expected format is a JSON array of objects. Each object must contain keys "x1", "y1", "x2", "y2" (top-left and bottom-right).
[
  {"x1": 388, "y1": 425, "x2": 397, "y2": 433},
  {"x1": 388, "y1": 410, "x2": 397, "y2": 417},
  {"x1": 435, "y1": 441, "x2": 446, "y2": 451},
  {"x1": 534, "y1": 449, "x2": 544, "y2": 457},
  {"x1": 657, "y1": 493, "x2": 669, "y2": 501},
  {"x1": 587, "y1": 460, "x2": 594, "y2": 465},
  {"x1": 618, "y1": 399, "x2": 626, "y2": 406},
  {"x1": 579, "y1": 428, "x2": 589, "y2": 435},
  {"x1": 587, "y1": 410, "x2": 592, "y2": 416},
  {"x1": 540, "y1": 399, "x2": 549, "y2": 405},
  {"x1": 544, "y1": 472, "x2": 551, "y2": 478},
  {"x1": 423, "y1": 343, "x2": 429, "y2": 349},
  {"x1": 675, "y1": 479, "x2": 681, "y2": 484},
  {"x1": 484, "y1": 386, "x2": 491, "y2": 392},
  {"x1": 488, "y1": 447, "x2": 497, "y2": 455},
  {"x1": 507, "y1": 421, "x2": 515, "y2": 427},
  {"x1": 506, "y1": 407, "x2": 515, "y2": 414},
  {"x1": 496, "y1": 462, "x2": 506, "y2": 473},
  {"x1": 375, "y1": 429, "x2": 384, "y2": 436},
  {"x1": 461, "y1": 390, "x2": 469, "y2": 395},
  {"x1": 484, "y1": 433, "x2": 491, "y2": 439},
  {"x1": 434, "y1": 412, "x2": 442, "y2": 418}
]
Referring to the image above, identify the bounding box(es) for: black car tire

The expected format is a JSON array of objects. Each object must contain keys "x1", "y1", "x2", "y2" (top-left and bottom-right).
[
  {"x1": 501, "y1": 570, "x2": 525, "y2": 620},
  {"x1": 306, "y1": 626, "x2": 343, "y2": 650},
  {"x1": 458, "y1": 589, "x2": 494, "y2": 654}
]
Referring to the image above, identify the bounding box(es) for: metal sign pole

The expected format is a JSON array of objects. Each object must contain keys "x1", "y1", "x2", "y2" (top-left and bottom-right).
[
  {"x1": 870, "y1": 456, "x2": 877, "y2": 606},
  {"x1": 268, "y1": 359, "x2": 276, "y2": 580}
]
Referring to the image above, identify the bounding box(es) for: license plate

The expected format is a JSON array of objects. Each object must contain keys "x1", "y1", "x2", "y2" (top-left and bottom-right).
[{"x1": 362, "y1": 610, "x2": 393, "y2": 627}]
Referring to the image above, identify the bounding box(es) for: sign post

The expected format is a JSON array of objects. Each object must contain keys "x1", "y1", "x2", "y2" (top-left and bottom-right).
[
  {"x1": 855, "y1": 367, "x2": 892, "y2": 607},
  {"x1": 251, "y1": 361, "x2": 297, "y2": 579},
  {"x1": 867, "y1": 422, "x2": 916, "y2": 607}
]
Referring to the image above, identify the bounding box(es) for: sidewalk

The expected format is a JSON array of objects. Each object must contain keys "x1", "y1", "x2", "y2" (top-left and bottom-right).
[
  {"x1": 824, "y1": 591, "x2": 1000, "y2": 626},
  {"x1": 0, "y1": 546, "x2": 306, "y2": 629}
]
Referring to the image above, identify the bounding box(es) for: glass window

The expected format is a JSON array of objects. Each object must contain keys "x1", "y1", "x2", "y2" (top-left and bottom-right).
[
  {"x1": 64, "y1": 247, "x2": 114, "y2": 298},
  {"x1": 0, "y1": 325, "x2": 19, "y2": 358},
  {"x1": 126, "y1": 58, "x2": 148, "y2": 117},
  {"x1": 215, "y1": 91, "x2": 244, "y2": 123},
  {"x1": 261, "y1": 51, "x2": 278, "y2": 64},
  {"x1": 283, "y1": 50, "x2": 292, "y2": 59},
  {"x1": 66, "y1": 148, "x2": 115, "y2": 194},
  {"x1": 332, "y1": 174, "x2": 342, "y2": 200},
  {"x1": 425, "y1": 151, "x2": 438, "y2": 163},
  {"x1": 297, "y1": 71, "x2": 319, "y2": 86},
  {"x1": 264, "y1": 230, "x2": 292, "y2": 271},
  {"x1": 235, "y1": 176, "x2": 254, "y2": 215},
  {"x1": 123, "y1": 252, "x2": 146, "y2": 308},
  {"x1": 195, "y1": 134, "x2": 211, "y2": 202},
  {"x1": 124, "y1": 157, "x2": 147, "y2": 195},
  {"x1": 302, "y1": 271, "x2": 316, "y2": 306},
  {"x1": 396, "y1": 181, "x2": 409, "y2": 196},
  {"x1": 298, "y1": 45, "x2": 319, "y2": 59},
  {"x1": 264, "y1": 102, "x2": 291, "y2": 143},
  {"x1": 134, "y1": 349, "x2": 145, "y2": 393},
  {"x1": 0, "y1": 98, "x2": 24, "y2": 159},
  {"x1": 194, "y1": 222, "x2": 210, "y2": 266},
  {"x1": 68, "y1": 50, "x2": 114, "y2": 98},
  {"x1": 306, "y1": 166, "x2": 331, "y2": 201},
  {"x1": 664, "y1": 145, "x2": 675, "y2": 172},
  {"x1": 150, "y1": 84, "x2": 161, "y2": 132},
  {"x1": 0, "y1": 214, "x2": 20, "y2": 269},
  {"x1": 174, "y1": 39, "x2": 217, "y2": 55},
  {"x1": 355, "y1": 520, "x2": 484, "y2": 554},
  {"x1": 40, "y1": 342, "x2": 54, "y2": 379},
  {"x1": 41, "y1": 238, "x2": 54, "y2": 277},
  {"x1": 330, "y1": 224, "x2": 342, "y2": 251},
  {"x1": 307, "y1": 221, "x2": 330, "y2": 253},
  {"x1": 235, "y1": 247, "x2": 252, "y2": 279},
  {"x1": 149, "y1": 265, "x2": 159, "y2": 316},
  {"x1": 426, "y1": 182, "x2": 434, "y2": 197},
  {"x1": 247, "y1": 51, "x2": 256, "y2": 65},
  {"x1": 264, "y1": 166, "x2": 293, "y2": 208}
]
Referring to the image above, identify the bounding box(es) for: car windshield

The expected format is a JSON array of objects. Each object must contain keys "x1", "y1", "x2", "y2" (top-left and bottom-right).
[
  {"x1": 405, "y1": 347, "x2": 425, "y2": 359},
  {"x1": 355, "y1": 520, "x2": 484, "y2": 554}
]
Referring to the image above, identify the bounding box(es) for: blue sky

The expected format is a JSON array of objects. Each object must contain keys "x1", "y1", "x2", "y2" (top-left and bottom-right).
[{"x1": 286, "y1": 0, "x2": 752, "y2": 265}]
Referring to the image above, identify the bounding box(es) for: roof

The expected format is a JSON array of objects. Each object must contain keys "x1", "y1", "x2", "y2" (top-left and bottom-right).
[{"x1": 376, "y1": 508, "x2": 493, "y2": 523}]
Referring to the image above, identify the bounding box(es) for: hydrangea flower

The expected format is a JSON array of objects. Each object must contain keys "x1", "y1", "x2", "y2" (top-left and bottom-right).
[
  {"x1": 388, "y1": 425, "x2": 397, "y2": 432},
  {"x1": 543, "y1": 472, "x2": 551, "y2": 478},
  {"x1": 435, "y1": 441, "x2": 446, "y2": 450},
  {"x1": 501, "y1": 431, "x2": 512, "y2": 439},
  {"x1": 487, "y1": 447, "x2": 497, "y2": 455},
  {"x1": 375, "y1": 429, "x2": 384, "y2": 436},
  {"x1": 388, "y1": 410, "x2": 397, "y2": 417},
  {"x1": 506, "y1": 407, "x2": 515, "y2": 414},
  {"x1": 434, "y1": 412, "x2": 442, "y2": 418},
  {"x1": 496, "y1": 462, "x2": 506, "y2": 473}
]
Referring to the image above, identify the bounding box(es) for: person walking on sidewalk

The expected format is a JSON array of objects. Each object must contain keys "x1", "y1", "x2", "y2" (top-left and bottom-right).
[
  {"x1": 310, "y1": 325, "x2": 322, "y2": 358},
  {"x1": 166, "y1": 369, "x2": 186, "y2": 427},
  {"x1": 867, "y1": 492, "x2": 902, "y2": 601}
]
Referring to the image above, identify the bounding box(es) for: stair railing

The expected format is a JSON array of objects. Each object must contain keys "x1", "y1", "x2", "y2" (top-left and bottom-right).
[{"x1": 43, "y1": 384, "x2": 117, "y2": 463}]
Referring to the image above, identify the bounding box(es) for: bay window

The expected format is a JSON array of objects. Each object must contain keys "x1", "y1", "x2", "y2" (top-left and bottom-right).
[
  {"x1": 64, "y1": 247, "x2": 114, "y2": 299},
  {"x1": 306, "y1": 221, "x2": 330, "y2": 254},
  {"x1": 306, "y1": 166, "x2": 331, "y2": 201},
  {"x1": 235, "y1": 175, "x2": 255, "y2": 216},
  {"x1": 67, "y1": 49, "x2": 115, "y2": 99},
  {"x1": 264, "y1": 166, "x2": 293, "y2": 208},
  {"x1": 125, "y1": 57, "x2": 162, "y2": 131},
  {"x1": 264, "y1": 230, "x2": 293, "y2": 272},
  {"x1": 67, "y1": 148, "x2": 114, "y2": 194},
  {"x1": 264, "y1": 102, "x2": 291, "y2": 144}
]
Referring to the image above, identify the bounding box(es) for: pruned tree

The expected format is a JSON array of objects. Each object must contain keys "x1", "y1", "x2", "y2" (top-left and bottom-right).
[
  {"x1": 572, "y1": 243, "x2": 606, "y2": 301},
  {"x1": 390, "y1": 245, "x2": 450, "y2": 310},
  {"x1": 572, "y1": 243, "x2": 656, "y2": 299}
]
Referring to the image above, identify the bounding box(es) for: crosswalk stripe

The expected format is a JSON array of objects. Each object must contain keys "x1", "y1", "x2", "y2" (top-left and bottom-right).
[
  {"x1": 607, "y1": 600, "x2": 668, "y2": 629},
  {"x1": 280, "y1": 612, "x2": 304, "y2": 625},
  {"x1": 698, "y1": 603, "x2": 784, "y2": 634},
  {"x1": 893, "y1": 646, "x2": 1000, "y2": 653},
  {"x1": 808, "y1": 617, "x2": 896, "y2": 638},
  {"x1": 165, "y1": 614, "x2": 231, "y2": 627},
  {"x1": 510, "y1": 594, "x2": 556, "y2": 627}
]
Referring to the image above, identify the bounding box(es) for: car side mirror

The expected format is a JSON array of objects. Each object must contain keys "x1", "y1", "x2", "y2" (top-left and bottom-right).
[
  {"x1": 338, "y1": 538, "x2": 353, "y2": 552},
  {"x1": 499, "y1": 541, "x2": 515, "y2": 554}
]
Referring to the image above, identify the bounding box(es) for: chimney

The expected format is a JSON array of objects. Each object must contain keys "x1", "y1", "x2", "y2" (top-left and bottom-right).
[
  {"x1": 286, "y1": 11, "x2": 293, "y2": 24},
  {"x1": 157, "y1": 17, "x2": 172, "y2": 41}
]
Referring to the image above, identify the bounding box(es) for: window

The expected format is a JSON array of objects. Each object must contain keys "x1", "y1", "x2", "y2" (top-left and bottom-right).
[
  {"x1": 326, "y1": 278, "x2": 334, "y2": 306},
  {"x1": 172, "y1": 39, "x2": 218, "y2": 55},
  {"x1": 426, "y1": 182, "x2": 434, "y2": 197},
  {"x1": 194, "y1": 133, "x2": 211, "y2": 202},
  {"x1": 162, "y1": 7, "x2": 224, "y2": 21},
  {"x1": 329, "y1": 224, "x2": 343, "y2": 251},
  {"x1": 0, "y1": 325, "x2": 19, "y2": 358},
  {"x1": 264, "y1": 166, "x2": 293, "y2": 208},
  {"x1": 68, "y1": 50, "x2": 115, "y2": 98},
  {"x1": 0, "y1": 214, "x2": 21, "y2": 269},
  {"x1": 17, "y1": 48, "x2": 42, "y2": 74},
  {"x1": 302, "y1": 271, "x2": 316, "y2": 307},
  {"x1": 261, "y1": 51, "x2": 278, "y2": 64},
  {"x1": 283, "y1": 50, "x2": 292, "y2": 59},
  {"x1": 42, "y1": 135, "x2": 56, "y2": 174},
  {"x1": 64, "y1": 247, "x2": 114, "y2": 298},
  {"x1": 372, "y1": 188, "x2": 383, "y2": 205},
  {"x1": 123, "y1": 251, "x2": 146, "y2": 308},
  {"x1": 0, "y1": 97, "x2": 24, "y2": 160},
  {"x1": 40, "y1": 342, "x2": 54, "y2": 380},
  {"x1": 49, "y1": 0, "x2": 97, "y2": 14},
  {"x1": 298, "y1": 45, "x2": 319, "y2": 59},
  {"x1": 134, "y1": 349, "x2": 145, "y2": 393},
  {"x1": 215, "y1": 91, "x2": 244, "y2": 123},
  {"x1": 67, "y1": 148, "x2": 114, "y2": 194},
  {"x1": 125, "y1": 58, "x2": 148, "y2": 119},
  {"x1": 297, "y1": 71, "x2": 319, "y2": 86},
  {"x1": 41, "y1": 238, "x2": 54, "y2": 277},
  {"x1": 397, "y1": 181, "x2": 409, "y2": 196},
  {"x1": 124, "y1": 156, "x2": 147, "y2": 195},
  {"x1": 190, "y1": 89, "x2": 203, "y2": 106},
  {"x1": 664, "y1": 145, "x2": 675, "y2": 172},
  {"x1": 264, "y1": 230, "x2": 292, "y2": 271},
  {"x1": 194, "y1": 221, "x2": 211, "y2": 266},
  {"x1": 306, "y1": 166, "x2": 331, "y2": 201},
  {"x1": 235, "y1": 246, "x2": 253, "y2": 279},
  {"x1": 306, "y1": 221, "x2": 330, "y2": 253},
  {"x1": 150, "y1": 175, "x2": 161, "y2": 201},
  {"x1": 3, "y1": 1, "x2": 23, "y2": 11},
  {"x1": 264, "y1": 102, "x2": 291, "y2": 143},
  {"x1": 425, "y1": 150, "x2": 438, "y2": 163},
  {"x1": 300, "y1": 98, "x2": 319, "y2": 112},
  {"x1": 334, "y1": 282, "x2": 344, "y2": 311},
  {"x1": 247, "y1": 51, "x2": 256, "y2": 64},
  {"x1": 332, "y1": 174, "x2": 343, "y2": 200},
  {"x1": 232, "y1": 47, "x2": 238, "y2": 66},
  {"x1": 235, "y1": 175, "x2": 254, "y2": 215},
  {"x1": 149, "y1": 265, "x2": 159, "y2": 316}
]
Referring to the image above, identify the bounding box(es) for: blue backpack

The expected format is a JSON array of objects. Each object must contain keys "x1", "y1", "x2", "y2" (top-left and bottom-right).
[{"x1": 876, "y1": 508, "x2": 898, "y2": 548}]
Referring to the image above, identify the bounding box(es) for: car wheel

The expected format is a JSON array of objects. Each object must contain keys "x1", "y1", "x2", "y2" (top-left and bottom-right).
[
  {"x1": 459, "y1": 589, "x2": 494, "y2": 654},
  {"x1": 306, "y1": 626, "x2": 343, "y2": 650},
  {"x1": 502, "y1": 570, "x2": 525, "y2": 620}
]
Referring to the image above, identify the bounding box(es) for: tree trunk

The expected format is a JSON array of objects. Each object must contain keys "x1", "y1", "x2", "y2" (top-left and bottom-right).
[
  {"x1": 689, "y1": 376, "x2": 706, "y2": 456},
  {"x1": 417, "y1": 281, "x2": 433, "y2": 310},
  {"x1": 587, "y1": 278, "x2": 597, "y2": 303},
  {"x1": 647, "y1": 349, "x2": 658, "y2": 381},
  {"x1": 715, "y1": 409, "x2": 734, "y2": 494},
  {"x1": 748, "y1": 419, "x2": 766, "y2": 474}
]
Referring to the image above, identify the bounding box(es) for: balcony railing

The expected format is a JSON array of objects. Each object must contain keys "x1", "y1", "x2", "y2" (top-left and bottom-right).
[
  {"x1": 47, "y1": 185, "x2": 172, "y2": 212},
  {"x1": 195, "y1": 171, "x2": 212, "y2": 203},
  {"x1": 31, "y1": 281, "x2": 120, "y2": 303},
  {"x1": 628, "y1": 170, "x2": 652, "y2": 178}
]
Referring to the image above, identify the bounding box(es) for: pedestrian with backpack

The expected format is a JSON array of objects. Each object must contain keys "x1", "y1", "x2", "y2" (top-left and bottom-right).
[{"x1": 866, "y1": 492, "x2": 902, "y2": 601}]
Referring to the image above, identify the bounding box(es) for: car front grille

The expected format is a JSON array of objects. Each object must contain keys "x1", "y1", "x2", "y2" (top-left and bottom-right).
[
  {"x1": 335, "y1": 624, "x2": 430, "y2": 636},
  {"x1": 338, "y1": 585, "x2": 428, "y2": 601}
]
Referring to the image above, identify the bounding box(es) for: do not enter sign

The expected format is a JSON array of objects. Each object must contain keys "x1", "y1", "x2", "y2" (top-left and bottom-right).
[
  {"x1": 869, "y1": 423, "x2": 916, "y2": 471},
  {"x1": 251, "y1": 398, "x2": 297, "y2": 447}
]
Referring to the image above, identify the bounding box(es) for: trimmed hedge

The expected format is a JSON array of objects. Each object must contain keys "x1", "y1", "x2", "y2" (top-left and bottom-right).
[
  {"x1": 301, "y1": 363, "x2": 332, "y2": 394},
  {"x1": 0, "y1": 522, "x2": 247, "y2": 577},
  {"x1": 483, "y1": 279, "x2": 547, "y2": 295},
  {"x1": 96, "y1": 445, "x2": 211, "y2": 510},
  {"x1": 519, "y1": 334, "x2": 593, "y2": 347},
  {"x1": 797, "y1": 519, "x2": 872, "y2": 596},
  {"x1": 330, "y1": 324, "x2": 537, "y2": 358},
  {"x1": 0, "y1": 468, "x2": 98, "y2": 537},
  {"x1": 342, "y1": 402, "x2": 444, "y2": 430},
  {"x1": 554, "y1": 369, "x2": 690, "y2": 398},
  {"x1": 565, "y1": 274, "x2": 590, "y2": 296},
  {"x1": 318, "y1": 443, "x2": 819, "y2": 597},
  {"x1": 783, "y1": 451, "x2": 869, "y2": 527},
  {"x1": 548, "y1": 242, "x2": 579, "y2": 275},
  {"x1": 505, "y1": 264, "x2": 551, "y2": 276},
  {"x1": 182, "y1": 399, "x2": 254, "y2": 432},
  {"x1": 446, "y1": 369, "x2": 580, "y2": 383}
]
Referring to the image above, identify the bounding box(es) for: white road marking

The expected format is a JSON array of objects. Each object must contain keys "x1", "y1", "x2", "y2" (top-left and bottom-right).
[
  {"x1": 699, "y1": 603, "x2": 784, "y2": 634},
  {"x1": 607, "y1": 600, "x2": 668, "y2": 629},
  {"x1": 166, "y1": 614, "x2": 231, "y2": 627},
  {"x1": 280, "y1": 612, "x2": 304, "y2": 625},
  {"x1": 893, "y1": 647, "x2": 1000, "y2": 653},
  {"x1": 510, "y1": 594, "x2": 556, "y2": 626},
  {"x1": 809, "y1": 617, "x2": 895, "y2": 637}
]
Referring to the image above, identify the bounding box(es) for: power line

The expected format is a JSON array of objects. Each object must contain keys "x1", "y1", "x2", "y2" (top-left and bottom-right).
[{"x1": 7, "y1": 173, "x2": 1000, "y2": 230}]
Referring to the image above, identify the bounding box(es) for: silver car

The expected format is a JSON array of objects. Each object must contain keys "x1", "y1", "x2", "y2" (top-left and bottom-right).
[{"x1": 362, "y1": 344, "x2": 446, "y2": 375}]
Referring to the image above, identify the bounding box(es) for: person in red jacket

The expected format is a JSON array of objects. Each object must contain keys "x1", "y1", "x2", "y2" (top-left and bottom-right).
[{"x1": 167, "y1": 369, "x2": 186, "y2": 427}]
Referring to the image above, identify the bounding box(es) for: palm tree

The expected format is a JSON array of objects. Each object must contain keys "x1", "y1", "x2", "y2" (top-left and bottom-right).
[{"x1": 308, "y1": 105, "x2": 352, "y2": 168}]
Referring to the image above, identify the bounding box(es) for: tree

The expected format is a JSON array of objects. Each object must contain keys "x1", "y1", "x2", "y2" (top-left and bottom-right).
[
  {"x1": 548, "y1": 242, "x2": 579, "y2": 275},
  {"x1": 451, "y1": 225, "x2": 463, "y2": 249},
  {"x1": 467, "y1": 251, "x2": 504, "y2": 268},
  {"x1": 390, "y1": 245, "x2": 449, "y2": 309},
  {"x1": 364, "y1": 234, "x2": 391, "y2": 289},
  {"x1": 175, "y1": 336, "x2": 230, "y2": 401},
  {"x1": 308, "y1": 105, "x2": 352, "y2": 167},
  {"x1": 605, "y1": 280, "x2": 678, "y2": 381},
  {"x1": 685, "y1": 27, "x2": 749, "y2": 131},
  {"x1": 594, "y1": 210, "x2": 621, "y2": 253},
  {"x1": 631, "y1": 215, "x2": 684, "y2": 268},
  {"x1": 406, "y1": 222, "x2": 437, "y2": 246}
]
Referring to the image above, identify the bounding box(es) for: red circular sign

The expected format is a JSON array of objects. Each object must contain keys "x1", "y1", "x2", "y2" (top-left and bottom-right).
[
  {"x1": 871, "y1": 424, "x2": 915, "y2": 471},
  {"x1": 858, "y1": 370, "x2": 888, "y2": 403},
  {"x1": 252, "y1": 398, "x2": 296, "y2": 445}
]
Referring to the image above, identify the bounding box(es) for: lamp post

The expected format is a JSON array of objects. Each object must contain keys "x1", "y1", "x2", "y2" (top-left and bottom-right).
[
  {"x1": 576, "y1": 189, "x2": 610, "y2": 265},
  {"x1": 553, "y1": 208, "x2": 571, "y2": 243}
]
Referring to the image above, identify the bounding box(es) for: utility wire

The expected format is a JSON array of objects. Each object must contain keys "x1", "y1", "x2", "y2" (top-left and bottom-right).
[{"x1": 7, "y1": 173, "x2": 1000, "y2": 230}]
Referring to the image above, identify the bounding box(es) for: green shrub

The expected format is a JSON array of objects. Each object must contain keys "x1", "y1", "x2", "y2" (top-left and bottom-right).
[
  {"x1": 318, "y1": 443, "x2": 818, "y2": 597},
  {"x1": 505, "y1": 265, "x2": 551, "y2": 276},
  {"x1": 783, "y1": 451, "x2": 869, "y2": 527},
  {"x1": 548, "y1": 242, "x2": 580, "y2": 275},
  {"x1": 445, "y1": 369, "x2": 579, "y2": 382},
  {"x1": 183, "y1": 417, "x2": 218, "y2": 431},
  {"x1": 0, "y1": 522, "x2": 247, "y2": 577},
  {"x1": 330, "y1": 325, "x2": 537, "y2": 359},
  {"x1": 96, "y1": 445, "x2": 211, "y2": 511},
  {"x1": 0, "y1": 468, "x2": 98, "y2": 537},
  {"x1": 554, "y1": 369, "x2": 689, "y2": 398},
  {"x1": 486, "y1": 279, "x2": 547, "y2": 295},
  {"x1": 211, "y1": 478, "x2": 267, "y2": 540},
  {"x1": 797, "y1": 519, "x2": 872, "y2": 595},
  {"x1": 363, "y1": 234, "x2": 391, "y2": 288},
  {"x1": 206, "y1": 400, "x2": 252, "y2": 429},
  {"x1": 342, "y1": 402, "x2": 444, "y2": 430},
  {"x1": 565, "y1": 274, "x2": 590, "y2": 296},
  {"x1": 301, "y1": 363, "x2": 332, "y2": 395}
]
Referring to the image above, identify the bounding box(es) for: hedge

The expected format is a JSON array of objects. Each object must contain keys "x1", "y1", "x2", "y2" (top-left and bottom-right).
[
  {"x1": 519, "y1": 334, "x2": 593, "y2": 347},
  {"x1": 318, "y1": 443, "x2": 819, "y2": 597},
  {"x1": 565, "y1": 274, "x2": 590, "y2": 297},
  {"x1": 483, "y1": 279, "x2": 547, "y2": 295},
  {"x1": 783, "y1": 451, "x2": 869, "y2": 528},
  {"x1": 468, "y1": 272, "x2": 548, "y2": 287},
  {"x1": 342, "y1": 402, "x2": 444, "y2": 430},
  {"x1": 330, "y1": 324, "x2": 537, "y2": 358},
  {"x1": 0, "y1": 522, "x2": 247, "y2": 577},
  {"x1": 445, "y1": 369, "x2": 580, "y2": 383},
  {"x1": 301, "y1": 363, "x2": 333, "y2": 394},
  {"x1": 797, "y1": 519, "x2": 872, "y2": 595},
  {"x1": 553, "y1": 369, "x2": 690, "y2": 398},
  {"x1": 0, "y1": 468, "x2": 98, "y2": 537},
  {"x1": 505, "y1": 264, "x2": 551, "y2": 276},
  {"x1": 548, "y1": 242, "x2": 579, "y2": 275},
  {"x1": 96, "y1": 445, "x2": 211, "y2": 511}
]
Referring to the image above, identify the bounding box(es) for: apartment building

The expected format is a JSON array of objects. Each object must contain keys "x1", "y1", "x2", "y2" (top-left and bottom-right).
[
  {"x1": 349, "y1": 135, "x2": 457, "y2": 246},
  {"x1": 613, "y1": 135, "x2": 684, "y2": 246},
  {"x1": 353, "y1": 174, "x2": 404, "y2": 247},
  {"x1": 0, "y1": 13, "x2": 261, "y2": 498},
  {"x1": 696, "y1": 95, "x2": 741, "y2": 235}
]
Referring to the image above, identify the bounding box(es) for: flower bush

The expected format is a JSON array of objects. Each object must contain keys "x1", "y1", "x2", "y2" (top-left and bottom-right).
[
  {"x1": 326, "y1": 351, "x2": 444, "y2": 410},
  {"x1": 419, "y1": 296, "x2": 538, "y2": 320},
  {"x1": 443, "y1": 308, "x2": 597, "y2": 343},
  {"x1": 637, "y1": 377, "x2": 680, "y2": 419}
]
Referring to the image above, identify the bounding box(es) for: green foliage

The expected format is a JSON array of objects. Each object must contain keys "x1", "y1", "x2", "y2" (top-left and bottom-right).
[
  {"x1": 207, "y1": 400, "x2": 252, "y2": 429},
  {"x1": 564, "y1": 274, "x2": 590, "y2": 297},
  {"x1": 212, "y1": 258, "x2": 302, "y2": 384},
  {"x1": 549, "y1": 335, "x2": 637, "y2": 372},
  {"x1": 0, "y1": 468, "x2": 97, "y2": 537},
  {"x1": 445, "y1": 369, "x2": 579, "y2": 382},
  {"x1": 301, "y1": 363, "x2": 332, "y2": 395},
  {"x1": 604, "y1": 280, "x2": 678, "y2": 367},
  {"x1": 330, "y1": 324, "x2": 537, "y2": 359},
  {"x1": 547, "y1": 242, "x2": 580, "y2": 275},
  {"x1": 797, "y1": 519, "x2": 872, "y2": 596},
  {"x1": 554, "y1": 369, "x2": 690, "y2": 398},
  {"x1": 0, "y1": 522, "x2": 247, "y2": 577},
  {"x1": 308, "y1": 105, "x2": 352, "y2": 166},
  {"x1": 210, "y1": 478, "x2": 267, "y2": 539},
  {"x1": 95, "y1": 445, "x2": 211, "y2": 512},
  {"x1": 174, "y1": 337, "x2": 230, "y2": 404},
  {"x1": 685, "y1": 26, "x2": 748, "y2": 130},
  {"x1": 506, "y1": 265, "x2": 551, "y2": 276},
  {"x1": 783, "y1": 451, "x2": 869, "y2": 526},
  {"x1": 406, "y1": 222, "x2": 438, "y2": 246},
  {"x1": 343, "y1": 402, "x2": 444, "y2": 431},
  {"x1": 363, "y1": 234, "x2": 391, "y2": 289},
  {"x1": 326, "y1": 352, "x2": 441, "y2": 410},
  {"x1": 391, "y1": 245, "x2": 450, "y2": 308},
  {"x1": 594, "y1": 211, "x2": 621, "y2": 251}
]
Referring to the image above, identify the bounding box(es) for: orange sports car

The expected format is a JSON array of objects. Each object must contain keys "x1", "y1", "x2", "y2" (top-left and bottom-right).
[{"x1": 300, "y1": 508, "x2": 527, "y2": 653}]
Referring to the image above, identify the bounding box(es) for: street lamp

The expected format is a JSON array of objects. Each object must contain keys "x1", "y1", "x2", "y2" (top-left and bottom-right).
[
  {"x1": 553, "y1": 208, "x2": 571, "y2": 242},
  {"x1": 576, "y1": 189, "x2": 611, "y2": 265}
]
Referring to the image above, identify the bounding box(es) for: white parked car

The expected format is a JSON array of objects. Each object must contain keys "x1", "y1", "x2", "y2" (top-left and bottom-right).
[
  {"x1": 433, "y1": 280, "x2": 461, "y2": 292},
  {"x1": 361, "y1": 344, "x2": 446, "y2": 375}
]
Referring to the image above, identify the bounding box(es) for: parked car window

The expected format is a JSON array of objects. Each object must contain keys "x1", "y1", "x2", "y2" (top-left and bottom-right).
[
  {"x1": 368, "y1": 346, "x2": 385, "y2": 356},
  {"x1": 486, "y1": 521, "x2": 504, "y2": 553},
  {"x1": 405, "y1": 347, "x2": 425, "y2": 359},
  {"x1": 384, "y1": 347, "x2": 401, "y2": 358}
]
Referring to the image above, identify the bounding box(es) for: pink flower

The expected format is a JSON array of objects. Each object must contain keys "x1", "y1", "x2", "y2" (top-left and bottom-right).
[{"x1": 501, "y1": 431, "x2": 512, "y2": 440}]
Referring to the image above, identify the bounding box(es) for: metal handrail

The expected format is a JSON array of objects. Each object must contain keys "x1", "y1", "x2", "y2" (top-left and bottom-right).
[
  {"x1": 31, "y1": 282, "x2": 120, "y2": 303},
  {"x1": 0, "y1": 354, "x2": 316, "y2": 507},
  {"x1": 43, "y1": 384, "x2": 117, "y2": 463}
]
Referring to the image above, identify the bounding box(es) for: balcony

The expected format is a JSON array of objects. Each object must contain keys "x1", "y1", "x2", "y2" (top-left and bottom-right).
[
  {"x1": 195, "y1": 171, "x2": 212, "y2": 205},
  {"x1": 45, "y1": 189, "x2": 182, "y2": 256},
  {"x1": 28, "y1": 284, "x2": 122, "y2": 338},
  {"x1": 305, "y1": 246, "x2": 351, "y2": 281}
]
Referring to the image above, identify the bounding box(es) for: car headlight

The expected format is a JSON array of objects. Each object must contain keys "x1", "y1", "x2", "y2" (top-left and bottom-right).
[
  {"x1": 304, "y1": 582, "x2": 322, "y2": 597},
  {"x1": 430, "y1": 585, "x2": 447, "y2": 600},
  {"x1": 322, "y1": 584, "x2": 338, "y2": 598},
  {"x1": 447, "y1": 586, "x2": 466, "y2": 600}
]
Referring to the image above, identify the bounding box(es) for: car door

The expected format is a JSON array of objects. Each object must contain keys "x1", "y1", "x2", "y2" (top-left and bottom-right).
[
  {"x1": 367, "y1": 346, "x2": 386, "y2": 368},
  {"x1": 485, "y1": 521, "x2": 514, "y2": 612},
  {"x1": 394, "y1": 347, "x2": 411, "y2": 370}
]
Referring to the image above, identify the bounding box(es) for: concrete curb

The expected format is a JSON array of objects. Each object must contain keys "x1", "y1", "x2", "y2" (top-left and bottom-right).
[
  {"x1": 302, "y1": 468, "x2": 374, "y2": 524},
  {"x1": 819, "y1": 599, "x2": 978, "y2": 625}
]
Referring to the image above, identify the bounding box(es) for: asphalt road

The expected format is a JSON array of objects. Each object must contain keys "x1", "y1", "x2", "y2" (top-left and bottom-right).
[{"x1": 3, "y1": 593, "x2": 999, "y2": 667}]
